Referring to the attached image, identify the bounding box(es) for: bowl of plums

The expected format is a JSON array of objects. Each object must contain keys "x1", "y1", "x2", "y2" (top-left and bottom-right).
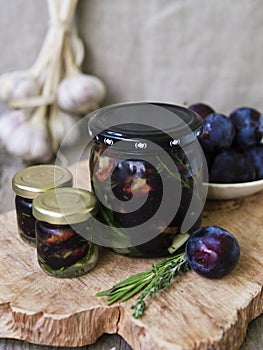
[{"x1": 188, "y1": 103, "x2": 263, "y2": 200}]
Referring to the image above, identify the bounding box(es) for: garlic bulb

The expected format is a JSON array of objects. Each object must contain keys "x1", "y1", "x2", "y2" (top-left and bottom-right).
[
  {"x1": 0, "y1": 108, "x2": 53, "y2": 162},
  {"x1": 0, "y1": 0, "x2": 91, "y2": 163},
  {"x1": 0, "y1": 73, "x2": 40, "y2": 104},
  {"x1": 0, "y1": 110, "x2": 27, "y2": 145},
  {"x1": 57, "y1": 74, "x2": 106, "y2": 114},
  {"x1": 49, "y1": 109, "x2": 81, "y2": 150}
]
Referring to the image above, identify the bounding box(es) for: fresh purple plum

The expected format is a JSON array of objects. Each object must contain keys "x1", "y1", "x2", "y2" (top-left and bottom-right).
[
  {"x1": 210, "y1": 150, "x2": 255, "y2": 183},
  {"x1": 229, "y1": 107, "x2": 263, "y2": 149},
  {"x1": 203, "y1": 151, "x2": 216, "y2": 170},
  {"x1": 198, "y1": 113, "x2": 235, "y2": 152},
  {"x1": 244, "y1": 144, "x2": 263, "y2": 180},
  {"x1": 188, "y1": 103, "x2": 215, "y2": 119},
  {"x1": 186, "y1": 226, "x2": 240, "y2": 279}
]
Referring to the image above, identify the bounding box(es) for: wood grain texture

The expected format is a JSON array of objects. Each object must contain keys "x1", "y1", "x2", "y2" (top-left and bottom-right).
[{"x1": 0, "y1": 160, "x2": 263, "y2": 350}]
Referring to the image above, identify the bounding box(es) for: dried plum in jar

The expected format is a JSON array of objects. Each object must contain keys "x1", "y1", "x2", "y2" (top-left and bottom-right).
[
  {"x1": 32, "y1": 187, "x2": 98, "y2": 278},
  {"x1": 12, "y1": 165, "x2": 73, "y2": 246},
  {"x1": 88, "y1": 102, "x2": 207, "y2": 258}
]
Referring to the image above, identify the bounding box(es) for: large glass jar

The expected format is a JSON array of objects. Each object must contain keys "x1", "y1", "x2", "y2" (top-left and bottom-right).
[
  {"x1": 32, "y1": 187, "x2": 98, "y2": 278},
  {"x1": 12, "y1": 165, "x2": 73, "y2": 246},
  {"x1": 88, "y1": 102, "x2": 206, "y2": 258}
]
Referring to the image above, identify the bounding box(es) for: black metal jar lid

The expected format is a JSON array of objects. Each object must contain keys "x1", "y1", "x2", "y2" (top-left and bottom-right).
[{"x1": 88, "y1": 102, "x2": 203, "y2": 150}]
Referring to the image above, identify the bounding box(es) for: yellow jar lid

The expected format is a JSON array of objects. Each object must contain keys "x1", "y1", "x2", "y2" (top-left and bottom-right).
[
  {"x1": 12, "y1": 165, "x2": 73, "y2": 199},
  {"x1": 32, "y1": 187, "x2": 97, "y2": 225}
]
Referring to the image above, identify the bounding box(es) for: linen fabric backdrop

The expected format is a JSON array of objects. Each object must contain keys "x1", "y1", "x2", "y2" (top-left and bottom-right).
[{"x1": 0, "y1": 0, "x2": 263, "y2": 115}]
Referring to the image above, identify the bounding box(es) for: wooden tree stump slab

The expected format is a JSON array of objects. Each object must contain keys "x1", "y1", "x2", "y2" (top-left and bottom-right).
[{"x1": 0, "y1": 161, "x2": 263, "y2": 349}]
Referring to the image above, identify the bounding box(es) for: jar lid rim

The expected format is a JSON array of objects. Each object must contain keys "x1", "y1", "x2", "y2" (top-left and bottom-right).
[
  {"x1": 32, "y1": 187, "x2": 97, "y2": 225},
  {"x1": 88, "y1": 102, "x2": 202, "y2": 148},
  {"x1": 12, "y1": 165, "x2": 73, "y2": 199}
]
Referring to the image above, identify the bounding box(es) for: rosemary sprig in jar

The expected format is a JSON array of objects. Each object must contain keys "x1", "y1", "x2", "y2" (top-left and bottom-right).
[{"x1": 96, "y1": 251, "x2": 189, "y2": 318}]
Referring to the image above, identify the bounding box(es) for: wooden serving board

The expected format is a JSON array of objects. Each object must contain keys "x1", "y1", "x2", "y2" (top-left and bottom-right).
[{"x1": 0, "y1": 161, "x2": 263, "y2": 350}]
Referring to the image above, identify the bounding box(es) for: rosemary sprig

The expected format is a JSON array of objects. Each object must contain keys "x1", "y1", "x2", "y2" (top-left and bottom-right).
[
  {"x1": 96, "y1": 251, "x2": 189, "y2": 318},
  {"x1": 156, "y1": 155, "x2": 202, "y2": 202}
]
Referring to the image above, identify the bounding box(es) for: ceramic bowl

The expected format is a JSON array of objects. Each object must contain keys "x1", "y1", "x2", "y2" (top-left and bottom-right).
[{"x1": 204, "y1": 179, "x2": 263, "y2": 200}]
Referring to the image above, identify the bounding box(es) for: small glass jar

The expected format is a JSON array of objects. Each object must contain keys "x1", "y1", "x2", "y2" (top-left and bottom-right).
[
  {"x1": 88, "y1": 102, "x2": 206, "y2": 258},
  {"x1": 32, "y1": 187, "x2": 98, "y2": 278},
  {"x1": 12, "y1": 165, "x2": 73, "y2": 246}
]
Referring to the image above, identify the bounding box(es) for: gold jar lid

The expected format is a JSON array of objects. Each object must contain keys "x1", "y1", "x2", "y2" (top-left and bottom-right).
[
  {"x1": 32, "y1": 187, "x2": 97, "y2": 225},
  {"x1": 12, "y1": 165, "x2": 73, "y2": 199}
]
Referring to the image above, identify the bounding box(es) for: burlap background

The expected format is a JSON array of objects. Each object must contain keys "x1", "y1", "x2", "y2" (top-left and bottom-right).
[{"x1": 1, "y1": 0, "x2": 263, "y2": 114}]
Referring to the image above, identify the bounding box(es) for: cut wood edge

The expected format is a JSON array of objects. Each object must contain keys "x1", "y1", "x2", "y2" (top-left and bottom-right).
[
  {"x1": 0, "y1": 302, "x2": 120, "y2": 347},
  {"x1": 116, "y1": 282, "x2": 263, "y2": 350}
]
